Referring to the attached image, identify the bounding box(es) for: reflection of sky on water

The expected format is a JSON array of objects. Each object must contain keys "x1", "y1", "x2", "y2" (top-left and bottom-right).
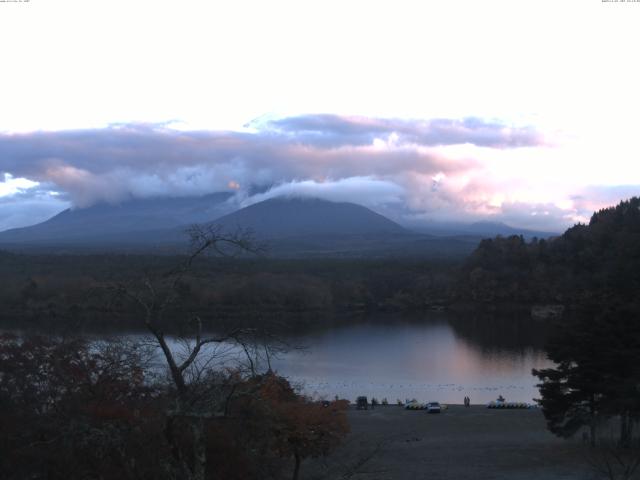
[
  {"x1": 102, "y1": 317, "x2": 552, "y2": 404},
  {"x1": 269, "y1": 321, "x2": 552, "y2": 404}
]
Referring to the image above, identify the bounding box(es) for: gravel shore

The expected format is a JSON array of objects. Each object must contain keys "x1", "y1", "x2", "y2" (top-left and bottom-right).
[{"x1": 305, "y1": 405, "x2": 591, "y2": 480}]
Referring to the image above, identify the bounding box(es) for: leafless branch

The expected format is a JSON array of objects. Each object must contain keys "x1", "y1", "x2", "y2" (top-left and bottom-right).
[{"x1": 586, "y1": 441, "x2": 640, "y2": 480}]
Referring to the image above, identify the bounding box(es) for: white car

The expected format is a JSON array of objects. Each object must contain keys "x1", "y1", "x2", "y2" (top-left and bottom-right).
[{"x1": 426, "y1": 402, "x2": 441, "y2": 413}]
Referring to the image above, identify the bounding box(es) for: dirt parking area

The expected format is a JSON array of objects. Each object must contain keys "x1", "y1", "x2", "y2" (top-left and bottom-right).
[{"x1": 305, "y1": 405, "x2": 592, "y2": 480}]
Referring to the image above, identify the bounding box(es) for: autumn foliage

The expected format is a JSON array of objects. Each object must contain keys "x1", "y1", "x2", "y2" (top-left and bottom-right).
[
  {"x1": 0, "y1": 335, "x2": 349, "y2": 480},
  {"x1": 0, "y1": 334, "x2": 169, "y2": 479},
  {"x1": 209, "y1": 372, "x2": 350, "y2": 480}
]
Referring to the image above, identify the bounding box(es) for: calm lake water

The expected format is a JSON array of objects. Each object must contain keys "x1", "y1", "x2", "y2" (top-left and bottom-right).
[
  {"x1": 6, "y1": 313, "x2": 553, "y2": 405},
  {"x1": 269, "y1": 317, "x2": 552, "y2": 405},
  {"x1": 144, "y1": 313, "x2": 552, "y2": 405}
]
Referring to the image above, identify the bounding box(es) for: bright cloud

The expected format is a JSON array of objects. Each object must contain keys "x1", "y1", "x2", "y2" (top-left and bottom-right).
[
  {"x1": 0, "y1": 174, "x2": 39, "y2": 197},
  {"x1": 243, "y1": 177, "x2": 405, "y2": 208}
]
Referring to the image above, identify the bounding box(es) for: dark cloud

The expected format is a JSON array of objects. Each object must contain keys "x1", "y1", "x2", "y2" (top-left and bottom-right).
[
  {"x1": 0, "y1": 114, "x2": 574, "y2": 232},
  {"x1": 263, "y1": 114, "x2": 546, "y2": 148},
  {"x1": 0, "y1": 118, "x2": 477, "y2": 208}
]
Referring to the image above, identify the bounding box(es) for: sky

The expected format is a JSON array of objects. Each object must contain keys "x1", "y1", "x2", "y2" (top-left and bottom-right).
[{"x1": 0, "y1": 0, "x2": 639, "y2": 232}]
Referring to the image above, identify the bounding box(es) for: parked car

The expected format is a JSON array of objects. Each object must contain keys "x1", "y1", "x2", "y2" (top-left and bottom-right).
[
  {"x1": 356, "y1": 396, "x2": 368, "y2": 410},
  {"x1": 426, "y1": 402, "x2": 441, "y2": 413},
  {"x1": 405, "y1": 400, "x2": 425, "y2": 410}
]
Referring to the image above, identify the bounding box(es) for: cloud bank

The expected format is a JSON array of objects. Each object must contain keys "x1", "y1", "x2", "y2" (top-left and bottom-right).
[
  {"x1": 262, "y1": 115, "x2": 547, "y2": 149},
  {"x1": 0, "y1": 114, "x2": 630, "y2": 232}
]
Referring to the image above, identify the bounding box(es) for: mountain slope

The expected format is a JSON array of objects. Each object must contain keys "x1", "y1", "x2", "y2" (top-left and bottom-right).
[
  {"x1": 465, "y1": 221, "x2": 558, "y2": 239},
  {"x1": 0, "y1": 194, "x2": 481, "y2": 259},
  {"x1": 411, "y1": 220, "x2": 558, "y2": 239},
  {"x1": 213, "y1": 197, "x2": 407, "y2": 238},
  {"x1": 208, "y1": 197, "x2": 482, "y2": 258},
  {"x1": 0, "y1": 193, "x2": 233, "y2": 245}
]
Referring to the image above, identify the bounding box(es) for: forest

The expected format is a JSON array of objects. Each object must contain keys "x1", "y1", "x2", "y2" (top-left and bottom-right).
[
  {"x1": 458, "y1": 197, "x2": 640, "y2": 310},
  {"x1": 0, "y1": 252, "x2": 459, "y2": 332}
]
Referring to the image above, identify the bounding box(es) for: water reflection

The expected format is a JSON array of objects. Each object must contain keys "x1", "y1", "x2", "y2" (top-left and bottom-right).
[
  {"x1": 271, "y1": 316, "x2": 552, "y2": 404},
  {"x1": 3, "y1": 313, "x2": 553, "y2": 404}
]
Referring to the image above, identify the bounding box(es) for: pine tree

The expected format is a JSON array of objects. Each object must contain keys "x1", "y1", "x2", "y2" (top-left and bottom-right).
[{"x1": 533, "y1": 305, "x2": 640, "y2": 446}]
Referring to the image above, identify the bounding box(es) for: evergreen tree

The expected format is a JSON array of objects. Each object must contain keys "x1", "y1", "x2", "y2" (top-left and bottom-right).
[
  {"x1": 461, "y1": 196, "x2": 640, "y2": 307},
  {"x1": 533, "y1": 305, "x2": 640, "y2": 445}
]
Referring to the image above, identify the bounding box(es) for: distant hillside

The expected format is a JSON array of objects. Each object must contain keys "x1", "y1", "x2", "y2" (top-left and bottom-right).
[
  {"x1": 0, "y1": 194, "x2": 482, "y2": 259},
  {"x1": 465, "y1": 221, "x2": 557, "y2": 239},
  {"x1": 412, "y1": 220, "x2": 558, "y2": 239},
  {"x1": 458, "y1": 197, "x2": 640, "y2": 305},
  {"x1": 213, "y1": 197, "x2": 406, "y2": 238},
  {"x1": 0, "y1": 193, "x2": 233, "y2": 246}
]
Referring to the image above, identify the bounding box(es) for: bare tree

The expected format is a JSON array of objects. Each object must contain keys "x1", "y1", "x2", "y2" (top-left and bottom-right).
[
  {"x1": 110, "y1": 224, "x2": 266, "y2": 480},
  {"x1": 586, "y1": 441, "x2": 640, "y2": 480}
]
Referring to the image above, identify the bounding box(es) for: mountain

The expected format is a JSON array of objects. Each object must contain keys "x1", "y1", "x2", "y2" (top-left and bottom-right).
[
  {"x1": 411, "y1": 220, "x2": 558, "y2": 239},
  {"x1": 465, "y1": 221, "x2": 558, "y2": 239},
  {"x1": 0, "y1": 194, "x2": 481, "y2": 258},
  {"x1": 209, "y1": 197, "x2": 482, "y2": 258},
  {"x1": 213, "y1": 197, "x2": 406, "y2": 238},
  {"x1": 0, "y1": 193, "x2": 234, "y2": 246}
]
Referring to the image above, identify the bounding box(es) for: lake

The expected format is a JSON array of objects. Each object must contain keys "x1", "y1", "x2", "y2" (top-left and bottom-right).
[
  {"x1": 144, "y1": 313, "x2": 552, "y2": 405},
  {"x1": 269, "y1": 315, "x2": 552, "y2": 404},
  {"x1": 5, "y1": 312, "x2": 553, "y2": 405}
]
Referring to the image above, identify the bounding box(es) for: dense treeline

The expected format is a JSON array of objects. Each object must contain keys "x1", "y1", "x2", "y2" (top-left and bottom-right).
[
  {"x1": 459, "y1": 197, "x2": 640, "y2": 307},
  {"x1": 0, "y1": 254, "x2": 459, "y2": 330}
]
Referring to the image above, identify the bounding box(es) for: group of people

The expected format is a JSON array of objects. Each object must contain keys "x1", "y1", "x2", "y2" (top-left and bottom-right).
[{"x1": 462, "y1": 395, "x2": 507, "y2": 407}]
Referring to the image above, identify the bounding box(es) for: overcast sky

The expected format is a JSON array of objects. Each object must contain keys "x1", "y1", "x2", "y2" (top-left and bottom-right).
[{"x1": 1, "y1": 0, "x2": 639, "y2": 232}]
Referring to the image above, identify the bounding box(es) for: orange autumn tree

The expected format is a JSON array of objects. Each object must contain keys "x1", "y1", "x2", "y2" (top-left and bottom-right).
[{"x1": 224, "y1": 372, "x2": 350, "y2": 480}]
